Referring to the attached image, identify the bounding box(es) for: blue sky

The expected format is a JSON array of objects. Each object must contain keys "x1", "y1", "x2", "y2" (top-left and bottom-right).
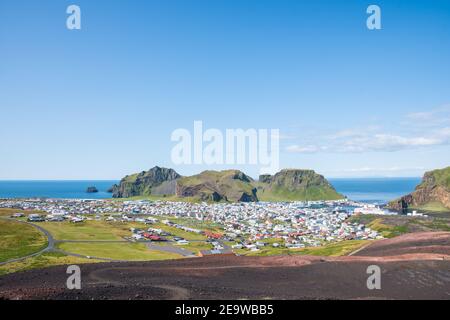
[{"x1": 1, "y1": 0, "x2": 450, "y2": 179}]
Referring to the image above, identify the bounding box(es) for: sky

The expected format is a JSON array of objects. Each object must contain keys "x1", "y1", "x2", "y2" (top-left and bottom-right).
[{"x1": 1, "y1": 0, "x2": 450, "y2": 180}]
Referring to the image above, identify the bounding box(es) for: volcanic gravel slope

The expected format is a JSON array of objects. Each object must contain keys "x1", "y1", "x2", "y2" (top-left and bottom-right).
[
  {"x1": 0, "y1": 232, "x2": 449, "y2": 300},
  {"x1": 352, "y1": 232, "x2": 450, "y2": 257}
]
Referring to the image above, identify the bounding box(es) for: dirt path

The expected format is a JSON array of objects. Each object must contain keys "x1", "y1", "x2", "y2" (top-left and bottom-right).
[{"x1": 348, "y1": 242, "x2": 375, "y2": 256}]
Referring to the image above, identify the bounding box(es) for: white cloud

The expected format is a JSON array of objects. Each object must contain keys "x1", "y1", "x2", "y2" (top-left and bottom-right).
[
  {"x1": 286, "y1": 106, "x2": 450, "y2": 154},
  {"x1": 405, "y1": 105, "x2": 450, "y2": 127},
  {"x1": 286, "y1": 145, "x2": 326, "y2": 153}
]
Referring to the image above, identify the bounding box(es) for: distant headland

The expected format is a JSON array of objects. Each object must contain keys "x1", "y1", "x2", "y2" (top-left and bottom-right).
[{"x1": 111, "y1": 166, "x2": 344, "y2": 202}]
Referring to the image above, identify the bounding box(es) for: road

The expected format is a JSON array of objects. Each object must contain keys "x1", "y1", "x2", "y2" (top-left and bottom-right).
[
  {"x1": 0, "y1": 217, "x2": 55, "y2": 265},
  {"x1": 0, "y1": 218, "x2": 231, "y2": 265},
  {"x1": 146, "y1": 243, "x2": 196, "y2": 257},
  {"x1": 0, "y1": 218, "x2": 128, "y2": 264}
]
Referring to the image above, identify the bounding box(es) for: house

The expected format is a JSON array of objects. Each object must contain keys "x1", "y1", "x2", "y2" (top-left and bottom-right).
[
  {"x1": 204, "y1": 231, "x2": 222, "y2": 239},
  {"x1": 148, "y1": 235, "x2": 166, "y2": 241},
  {"x1": 48, "y1": 216, "x2": 64, "y2": 222},
  {"x1": 145, "y1": 217, "x2": 159, "y2": 224},
  {"x1": 132, "y1": 234, "x2": 143, "y2": 240},
  {"x1": 147, "y1": 228, "x2": 163, "y2": 235},
  {"x1": 27, "y1": 214, "x2": 45, "y2": 222},
  {"x1": 70, "y1": 217, "x2": 84, "y2": 223},
  {"x1": 11, "y1": 212, "x2": 24, "y2": 218},
  {"x1": 142, "y1": 232, "x2": 153, "y2": 239}
]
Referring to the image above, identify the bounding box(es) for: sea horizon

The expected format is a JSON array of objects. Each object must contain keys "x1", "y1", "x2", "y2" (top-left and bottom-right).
[{"x1": 0, "y1": 177, "x2": 422, "y2": 204}]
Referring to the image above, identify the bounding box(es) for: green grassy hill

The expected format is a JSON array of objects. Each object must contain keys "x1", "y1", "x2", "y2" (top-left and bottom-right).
[
  {"x1": 112, "y1": 166, "x2": 181, "y2": 198},
  {"x1": 389, "y1": 166, "x2": 450, "y2": 212},
  {"x1": 176, "y1": 170, "x2": 258, "y2": 202},
  {"x1": 113, "y1": 167, "x2": 343, "y2": 202},
  {"x1": 257, "y1": 169, "x2": 343, "y2": 201},
  {"x1": 0, "y1": 219, "x2": 48, "y2": 263}
]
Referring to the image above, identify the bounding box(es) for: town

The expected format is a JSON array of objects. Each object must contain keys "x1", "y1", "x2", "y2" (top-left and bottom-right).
[{"x1": 0, "y1": 198, "x2": 388, "y2": 253}]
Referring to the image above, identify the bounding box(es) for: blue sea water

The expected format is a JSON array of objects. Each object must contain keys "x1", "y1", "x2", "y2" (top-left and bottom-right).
[
  {"x1": 0, "y1": 178, "x2": 421, "y2": 204},
  {"x1": 0, "y1": 181, "x2": 118, "y2": 199},
  {"x1": 329, "y1": 178, "x2": 421, "y2": 204}
]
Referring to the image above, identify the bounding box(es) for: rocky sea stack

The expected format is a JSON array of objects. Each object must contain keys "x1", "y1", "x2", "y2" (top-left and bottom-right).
[
  {"x1": 389, "y1": 166, "x2": 450, "y2": 212},
  {"x1": 86, "y1": 186, "x2": 98, "y2": 193}
]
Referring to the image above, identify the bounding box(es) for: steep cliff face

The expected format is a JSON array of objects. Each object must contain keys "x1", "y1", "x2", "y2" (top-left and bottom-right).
[
  {"x1": 389, "y1": 167, "x2": 450, "y2": 211},
  {"x1": 175, "y1": 170, "x2": 258, "y2": 202},
  {"x1": 112, "y1": 166, "x2": 342, "y2": 202},
  {"x1": 259, "y1": 174, "x2": 272, "y2": 184},
  {"x1": 112, "y1": 166, "x2": 181, "y2": 198},
  {"x1": 257, "y1": 169, "x2": 343, "y2": 201}
]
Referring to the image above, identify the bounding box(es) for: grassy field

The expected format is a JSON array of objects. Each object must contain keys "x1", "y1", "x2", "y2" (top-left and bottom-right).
[
  {"x1": 39, "y1": 221, "x2": 142, "y2": 241},
  {"x1": 294, "y1": 240, "x2": 369, "y2": 256},
  {"x1": 348, "y1": 214, "x2": 450, "y2": 237},
  {"x1": 0, "y1": 251, "x2": 101, "y2": 276},
  {"x1": 163, "y1": 216, "x2": 223, "y2": 233},
  {"x1": 0, "y1": 208, "x2": 43, "y2": 217},
  {"x1": 149, "y1": 240, "x2": 214, "y2": 254},
  {"x1": 366, "y1": 218, "x2": 408, "y2": 238},
  {"x1": 57, "y1": 242, "x2": 182, "y2": 261},
  {"x1": 234, "y1": 240, "x2": 369, "y2": 257},
  {"x1": 180, "y1": 241, "x2": 214, "y2": 253},
  {"x1": 151, "y1": 222, "x2": 208, "y2": 241},
  {"x1": 236, "y1": 247, "x2": 289, "y2": 256},
  {"x1": 37, "y1": 217, "x2": 208, "y2": 242},
  {"x1": 412, "y1": 201, "x2": 450, "y2": 213},
  {"x1": 256, "y1": 184, "x2": 344, "y2": 202},
  {"x1": 0, "y1": 219, "x2": 48, "y2": 262}
]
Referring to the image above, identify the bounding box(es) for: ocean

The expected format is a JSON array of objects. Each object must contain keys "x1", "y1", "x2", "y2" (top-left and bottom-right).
[
  {"x1": 329, "y1": 177, "x2": 421, "y2": 204},
  {"x1": 0, "y1": 180, "x2": 117, "y2": 200},
  {"x1": 0, "y1": 178, "x2": 422, "y2": 204}
]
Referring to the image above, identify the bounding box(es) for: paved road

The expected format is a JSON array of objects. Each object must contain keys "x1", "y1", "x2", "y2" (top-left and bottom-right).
[
  {"x1": 0, "y1": 218, "x2": 232, "y2": 265},
  {"x1": 55, "y1": 240, "x2": 131, "y2": 243},
  {"x1": 0, "y1": 218, "x2": 120, "y2": 264},
  {"x1": 146, "y1": 243, "x2": 197, "y2": 257},
  {"x1": 0, "y1": 217, "x2": 55, "y2": 266}
]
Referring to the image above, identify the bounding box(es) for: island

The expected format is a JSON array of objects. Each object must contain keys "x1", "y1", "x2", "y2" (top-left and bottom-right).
[{"x1": 86, "y1": 186, "x2": 99, "y2": 193}]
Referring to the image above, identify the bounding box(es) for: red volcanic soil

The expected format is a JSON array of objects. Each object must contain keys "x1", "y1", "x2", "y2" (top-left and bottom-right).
[
  {"x1": 0, "y1": 232, "x2": 449, "y2": 300},
  {"x1": 351, "y1": 232, "x2": 450, "y2": 257}
]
